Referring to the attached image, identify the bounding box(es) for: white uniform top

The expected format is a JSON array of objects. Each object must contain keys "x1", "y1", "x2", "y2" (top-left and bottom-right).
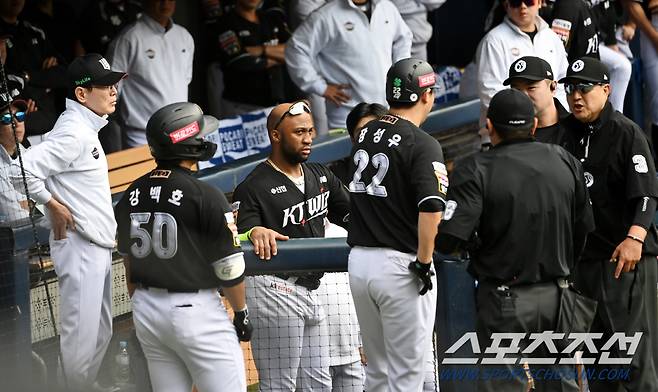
[
  {"x1": 108, "y1": 14, "x2": 194, "y2": 147},
  {"x1": 476, "y1": 15, "x2": 569, "y2": 124},
  {"x1": 389, "y1": 0, "x2": 445, "y2": 55},
  {"x1": 0, "y1": 144, "x2": 29, "y2": 223},
  {"x1": 285, "y1": 0, "x2": 412, "y2": 129},
  {"x1": 11, "y1": 99, "x2": 117, "y2": 248}
]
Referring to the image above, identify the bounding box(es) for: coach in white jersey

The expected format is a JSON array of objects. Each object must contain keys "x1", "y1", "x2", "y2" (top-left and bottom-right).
[{"x1": 11, "y1": 53, "x2": 125, "y2": 392}]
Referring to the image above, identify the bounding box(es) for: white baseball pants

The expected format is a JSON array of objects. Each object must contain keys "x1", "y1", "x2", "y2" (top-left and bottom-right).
[
  {"x1": 50, "y1": 230, "x2": 113, "y2": 392},
  {"x1": 348, "y1": 247, "x2": 437, "y2": 392},
  {"x1": 599, "y1": 44, "x2": 632, "y2": 113},
  {"x1": 246, "y1": 275, "x2": 332, "y2": 391},
  {"x1": 132, "y1": 287, "x2": 246, "y2": 392}
]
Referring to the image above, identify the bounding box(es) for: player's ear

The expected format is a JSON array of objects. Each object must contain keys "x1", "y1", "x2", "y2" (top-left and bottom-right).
[
  {"x1": 421, "y1": 88, "x2": 433, "y2": 105},
  {"x1": 271, "y1": 128, "x2": 281, "y2": 143},
  {"x1": 530, "y1": 117, "x2": 538, "y2": 136},
  {"x1": 485, "y1": 118, "x2": 494, "y2": 137},
  {"x1": 74, "y1": 86, "x2": 88, "y2": 103},
  {"x1": 549, "y1": 81, "x2": 557, "y2": 93}
]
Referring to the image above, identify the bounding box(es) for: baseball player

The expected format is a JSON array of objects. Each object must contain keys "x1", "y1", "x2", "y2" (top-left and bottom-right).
[
  {"x1": 558, "y1": 57, "x2": 658, "y2": 392},
  {"x1": 436, "y1": 88, "x2": 594, "y2": 392},
  {"x1": 347, "y1": 58, "x2": 446, "y2": 392},
  {"x1": 115, "y1": 102, "x2": 252, "y2": 392},
  {"x1": 9, "y1": 53, "x2": 125, "y2": 391},
  {"x1": 233, "y1": 100, "x2": 351, "y2": 391}
]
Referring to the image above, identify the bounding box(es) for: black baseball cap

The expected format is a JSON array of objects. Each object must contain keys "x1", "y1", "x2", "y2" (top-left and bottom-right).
[
  {"x1": 67, "y1": 53, "x2": 126, "y2": 88},
  {"x1": 487, "y1": 88, "x2": 535, "y2": 131},
  {"x1": 503, "y1": 56, "x2": 554, "y2": 85},
  {"x1": 386, "y1": 58, "x2": 439, "y2": 104},
  {"x1": 558, "y1": 57, "x2": 610, "y2": 84}
]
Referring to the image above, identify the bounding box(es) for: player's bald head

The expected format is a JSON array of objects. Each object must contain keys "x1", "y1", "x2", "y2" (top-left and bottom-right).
[{"x1": 267, "y1": 103, "x2": 292, "y2": 132}]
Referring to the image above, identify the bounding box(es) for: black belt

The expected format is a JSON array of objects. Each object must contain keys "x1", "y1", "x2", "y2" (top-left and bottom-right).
[
  {"x1": 136, "y1": 283, "x2": 199, "y2": 294},
  {"x1": 479, "y1": 277, "x2": 569, "y2": 290},
  {"x1": 275, "y1": 273, "x2": 321, "y2": 291}
]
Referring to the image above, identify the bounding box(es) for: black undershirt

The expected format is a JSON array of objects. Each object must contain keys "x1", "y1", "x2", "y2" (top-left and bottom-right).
[{"x1": 524, "y1": 27, "x2": 538, "y2": 42}]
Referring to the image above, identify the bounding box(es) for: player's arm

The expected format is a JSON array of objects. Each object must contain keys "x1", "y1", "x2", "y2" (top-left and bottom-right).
[
  {"x1": 623, "y1": 0, "x2": 658, "y2": 46},
  {"x1": 233, "y1": 185, "x2": 289, "y2": 261},
  {"x1": 326, "y1": 168, "x2": 351, "y2": 229},
  {"x1": 611, "y1": 128, "x2": 658, "y2": 277}
]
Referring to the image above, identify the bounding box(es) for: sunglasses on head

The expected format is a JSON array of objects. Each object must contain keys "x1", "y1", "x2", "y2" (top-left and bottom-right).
[
  {"x1": 508, "y1": 0, "x2": 536, "y2": 7},
  {"x1": 274, "y1": 100, "x2": 311, "y2": 130},
  {"x1": 0, "y1": 111, "x2": 25, "y2": 125},
  {"x1": 565, "y1": 83, "x2": 602, "y2": 95}
]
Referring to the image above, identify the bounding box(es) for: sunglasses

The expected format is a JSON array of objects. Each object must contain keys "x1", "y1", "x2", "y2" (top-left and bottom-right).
[
  {"x1": 565, "y1": 83, "x2": 602, "y2": 95},
  {"x1": 0, "y1": 111, "x2": 25, "y2": 125},
  {"x1": 273, "y1": 101, "x2": 311, "y2": 130},
  {"x1": 508, "y1": 0, "x2": 536, "y2": 7}
]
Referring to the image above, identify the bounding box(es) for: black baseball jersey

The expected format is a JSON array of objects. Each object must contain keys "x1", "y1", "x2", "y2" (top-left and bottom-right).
[
  {"x1": 590, "y1": 0, "x2": 617, "y2": 46},
  {"x1": 438, "y1": 139, "x2": 595, "y2": 285},
  {"x1": 233, "y1": 162, "x2": 350, "y2": 237},
  {"x1": 78, "y1": 0, "x2": 143, "y2": 55},
  {"x1": 549, "y1": 0, "x2": 600, "y2": 61},
  {"x1": 115, "y1": 165, "x2": 242, "y2": 291},
  {"x1": 534, "y1": 98, "x2": 574, "y2": 150},
  {"x1": 212, "y1": 8, "x2": 292, "y2": 107},
  {"x1": 347, "y1": 115, "x2": 447, "y2": 254},
  {"x1": 561, "y1": 102, "x2": 658, "y2": 260}
]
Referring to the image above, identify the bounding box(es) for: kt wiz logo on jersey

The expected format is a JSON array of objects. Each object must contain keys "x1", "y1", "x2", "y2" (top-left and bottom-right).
[{"x1": 282, "y1": 191, "x2": 330, "y2": 227}]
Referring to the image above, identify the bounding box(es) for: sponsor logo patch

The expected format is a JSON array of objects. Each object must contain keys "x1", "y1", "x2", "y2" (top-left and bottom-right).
[
  {"x1": 551, "y1": 18, "x2": 572, "y2": 44},
  {"x1": 169, "y1": 121, "x2": 200, "y2": 144},
  {"x1": 380, "y1": 114, "x2": 399, "y2": 124},
  {"x1": 150, "y1": 169, "x2": 172, "y2": 179},
  {"x1": 418, "y1": 72, "x2": 436, "y2": 88}
]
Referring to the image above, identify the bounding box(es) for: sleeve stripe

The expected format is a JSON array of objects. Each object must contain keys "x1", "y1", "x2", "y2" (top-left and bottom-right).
[{"x1": 417, "y1": 195, "x2": 446, "y2": 208}]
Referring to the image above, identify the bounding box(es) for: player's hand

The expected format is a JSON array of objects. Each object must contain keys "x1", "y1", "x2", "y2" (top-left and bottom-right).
[
  {"x1": 323, "y1": 84, "x2": 351, "y2": 106},
  {"x1": 41, "y1": 56, "x2": 58, "y2": 70},
  {"x1": 359, "y1": 347, "x2": 367, "y2": 366},
  {"x1": 233, "y1": 309, "x2": 253, "y2": 342},
  {"x1": 621, "y1": 24, "x2": 635, "y2": 42},
  {"x1": 25, "y1": 99, "x2": 38, "y2": 113},
  {"x1": 408, "y1": 259, "x2": 434, "y2": 295},
  {"x1": 611, "y1": 238, "x2": 643, "y2": 279},
  {"x1": 249, "y1": 226, "x2": 289, "y2": 261},
  {"x1": 46, "y1": 198, "x2": 75, "y2": 240}
]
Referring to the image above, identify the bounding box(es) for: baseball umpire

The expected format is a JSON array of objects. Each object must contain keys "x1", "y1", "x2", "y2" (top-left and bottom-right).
[
  {"x1": 436, "y1": 88, "x2": 594, "y2": 391},
  {"x1": 559, "y1": 57, "x2": 658, "y2": 391},
  {"x1": 115, "y1": 102, "x2": 252, "y2": 392},
  {"x1": 233, "y1": 100, "x2": 351, "y2": 391},
  {"x1": 347, "y1": 58, "x2": 445, "y2": 392}
]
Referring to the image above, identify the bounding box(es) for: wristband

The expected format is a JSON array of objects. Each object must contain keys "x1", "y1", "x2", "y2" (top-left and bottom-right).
[
  {"x1": 238, "y1": 228, "x2": 253, "y2": 242},
  {"x1": 626, "y1": 234, "x2": 644, "y2": 244}
]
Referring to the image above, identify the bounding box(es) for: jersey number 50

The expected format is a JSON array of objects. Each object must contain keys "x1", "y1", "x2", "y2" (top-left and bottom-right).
[
  {"x1": 129, "y1": 212, "x2": 178, "y2": 259},
  {"x1": 349, "y1": 149, "x2": 389, "y2": 197}
]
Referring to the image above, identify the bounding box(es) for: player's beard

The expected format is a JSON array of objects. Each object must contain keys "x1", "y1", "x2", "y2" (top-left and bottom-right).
[{"x1": 280, "y1": 136, "x2": 309, "y2": 164}]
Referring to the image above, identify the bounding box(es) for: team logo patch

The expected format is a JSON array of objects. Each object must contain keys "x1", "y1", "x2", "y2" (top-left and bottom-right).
[
  {"x1": 150, "y1": 169, "x2": 172, "y2": 178},
  {"x1": 584, "y1": 171, "x2": 594, "y2": 187},
  {"x1": 98, "y1": 58, "x2": 111, "y2": 70},
  {"x1": 91, "y1": 147, "x2": 100, "y2": 159},
  {"x1": 345, "y1": 21, "x2": 354, "y2": 31},
  {"x1": 380, "y1": 114, "x2": 399, "y2": 124},
  {"x1": 572, "y1": 60, "x2": 585, "y2": 72},
  {"x1": 433, "y1": 161, "x2": 449, "y2": 195},
  {"x1": 551, "y1": 19, "x2": 572, "y2": 45},
  {"x1": 218, "y1": 30, "x2": 241, "y2": 55},
  {"x1": 514, "y1": 60, "x2": 526, "y2": 73},
  {"x1": 511, "y1": 47, "x2": 520, "y2": 56},
  {"x1": 271, "y1": 185, "x2": 287, "y2": 194},
  {"x1": 169, "y1": 121, "x2": 200, "y2": 144},
  {"x1": 418, "y1": 72, "x2": 436, "y2": 88},
  {"x1": 146, "y1": 48, "x2": 155, "y2": 59},
  {"x1": 443, "y1": 200, "x2": 457, "y2": 221},
  {"x1": 409, "y1": 93, "x2": 418, "y2": 102}
]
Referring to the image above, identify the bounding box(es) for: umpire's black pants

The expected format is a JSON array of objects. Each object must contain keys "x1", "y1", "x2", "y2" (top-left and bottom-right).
[
  {"x1": 476, "y1": 280, "x2": 580, "y2": 392},
  {"x1": 574, "y1": 255, "x2": 658, "y2": 392}
]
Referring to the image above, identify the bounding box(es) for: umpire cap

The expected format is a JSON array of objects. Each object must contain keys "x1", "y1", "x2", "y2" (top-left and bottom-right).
[
  {"x1": 146, "y1": 102, "x2": 219, "y2": 162},
  {"x1": 487, "y1": 89, "x2": 535, "y2": 133},
  {"x1": 386, "y1": 58, "x2": 439, "y2": 104}
]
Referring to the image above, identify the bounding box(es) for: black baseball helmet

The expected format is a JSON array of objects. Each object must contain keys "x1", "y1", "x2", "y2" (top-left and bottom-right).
[
  {"x1": 146, "y1": 102, "x2": 219, "y2": 162},
  {"x1": 386, "y1": 58, "x2": 439, "y2": 104}
]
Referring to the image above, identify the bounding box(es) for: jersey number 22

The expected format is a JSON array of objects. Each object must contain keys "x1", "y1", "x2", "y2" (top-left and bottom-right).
[{"x1": 349, "y1": 149, "x2": 389, "y2": 197}]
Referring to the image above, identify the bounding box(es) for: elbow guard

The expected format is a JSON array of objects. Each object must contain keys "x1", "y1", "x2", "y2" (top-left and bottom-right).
[{"x1": 212, "y1": 252, "x2": 246, "y2": 287}]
